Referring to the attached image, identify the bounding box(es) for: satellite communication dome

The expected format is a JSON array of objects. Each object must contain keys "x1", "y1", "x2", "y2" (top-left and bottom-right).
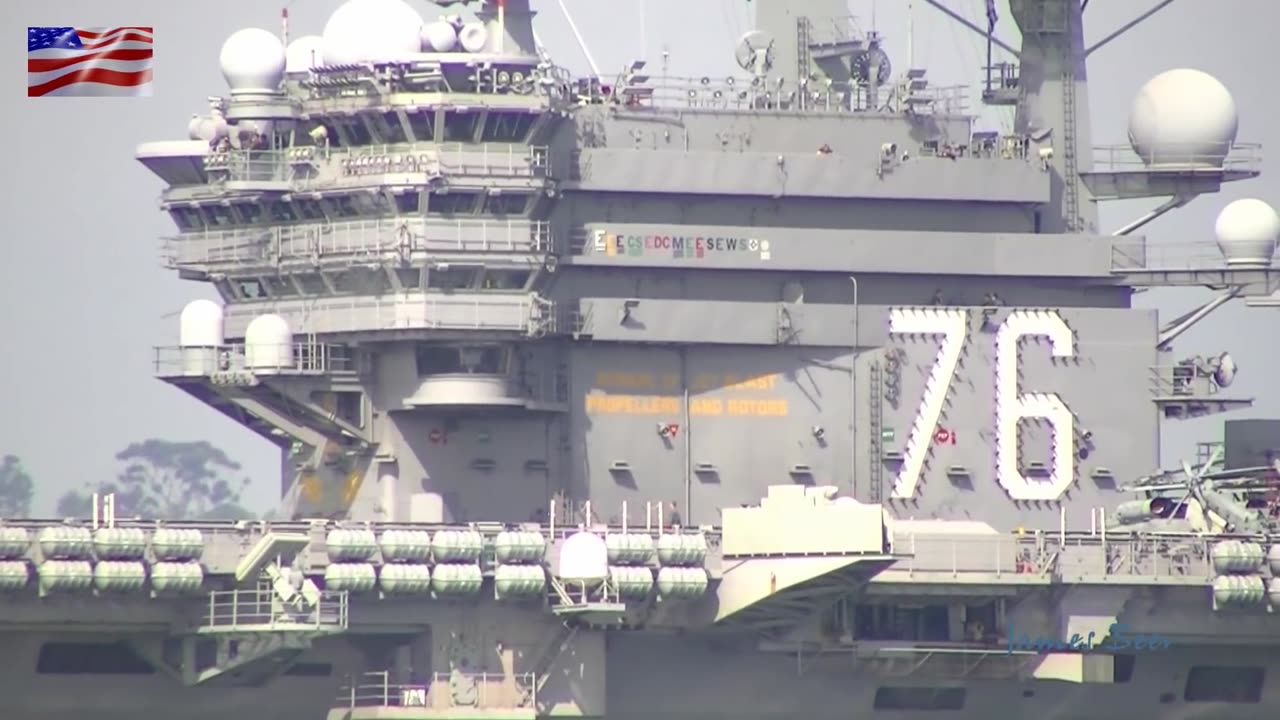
[
  {"x1": 458, "y1": 22, "x2": 488, "y2": 53},
  {"x1": 558, "y1": 531, "x2": 607, "y2": 585},
  {"x1": 1214, "y1": 198, "x2": 1280, "y2": 267},
  {"x1": 178, "y1": 299, "x2": 224, "y2": 347},
  {"x1": 421, "y1": 21, "x2": 458, "y2": 53},
  {"x1": 1127, "y1": 69, "x2": 1238, "y2": 168},
  {"x1": 321, "y1": 0, "x2": 425, "y2": 65},
  {"x1": 285, "y1": 35, "x2": 324, "y2": 74},
  {"x1": 1214, "y1": 352, "x2": 1238, "y2": 388},
  {"x1": 219, "y1": 28, "x2": 287, "y2": 94},
  {"x1": 244, "y1": 313, "x2": 294, "y2": 370}
]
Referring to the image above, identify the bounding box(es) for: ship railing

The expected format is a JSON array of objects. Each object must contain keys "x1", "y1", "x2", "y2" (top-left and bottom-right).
[
  {"x1": 891, "y1": 531, "x2": 1218, "y2": 580},
  {"x1": 200, "y1": 588, "x2": 349, "y2": 632},
  {"x1": 220, "y1": 292, "x2": 547, "y2": 336},
  {"x1": 338, "y1": 671, "x2": 536, "y2": 710},
  {"x1": 1147, "y1": 363, "x2": 1228, "y2": 399},
  {"x1": 333, "y1": 142, "x2": 551, "y2": 179},
  {"x1": 1110, "y1": 239, "x2": 1249, "y2": 272},
  {"x1": 152, "y1": 341, "x2": 357, "y2": 378},
  {"x1": 163, "y1": 218, "x2": 553, "y2": 268},
  {"x1": 1088, "y1": 143, "x2": 1263, "y2": 175},
  {"x1": 208, "y1": 143, "x2": 551, "y2": 185},
  {"x1": 606, "y1": 74, "x2": 969, "y2": 116}
]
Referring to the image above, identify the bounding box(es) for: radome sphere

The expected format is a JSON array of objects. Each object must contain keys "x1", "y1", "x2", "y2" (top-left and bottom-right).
[
  {"x1": 322, "y1": 0, "x2": 424, "y2": 65},
  {"x1": 1215, "y1": 198, "x2": 1280, "y2": 267},
  {"x1": 421, "y1": 21, "x2": 458, "y2": 53},
  {"x1": 178, "y1": 299, "x2": 224, "y2": 347},
  {"x1": 219, "y1": 28, "x2": 286, "y2": 94},
  {"x1": 244, "y1": 313, "x2": 294, "y2": 369},
  {"x1": 458, "y1": 22, "x2": 489, "y2": 53},
  {"x1": 1127, "y1": 69, "x2": 1238, "y2": 168},
  {"x1": 558, "y1": 531, "x2": 607, "y2": 585},
  {"x1": 285, "y1": 35, "x2": 324, "y2": 74}
]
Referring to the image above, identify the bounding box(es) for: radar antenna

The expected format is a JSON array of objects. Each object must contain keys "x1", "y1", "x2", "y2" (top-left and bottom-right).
[
  {"x1": 851, "y1": 35, "x2": 891, "y2": 85},
  {"x1": 734, "y1": 30, "x2": 775, "y2": 78}
]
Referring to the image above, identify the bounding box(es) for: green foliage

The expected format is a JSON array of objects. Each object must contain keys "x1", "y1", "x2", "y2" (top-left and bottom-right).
[
  {"x1": 0, "y1": 455, "x2": 34, "y2": 517},
  {"x1": 56, "y1": 439, "x2": 253, "y2": 520}
]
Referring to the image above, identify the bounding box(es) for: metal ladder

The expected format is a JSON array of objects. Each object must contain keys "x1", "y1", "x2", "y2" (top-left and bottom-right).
[
  {"x1": 1059, "y1": 8, "x2": 1082, "y2": 234},
  {"x1": 796, "y1": 17, "x2": 812, "y2": 81},
  {"x1": 868, "y1": 360, "x2": 883, "y2": 504}
]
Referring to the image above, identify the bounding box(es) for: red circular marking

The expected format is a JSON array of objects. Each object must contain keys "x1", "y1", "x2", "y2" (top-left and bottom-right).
[{"x1": 934, "y1": 428, "x2": 951, "y2": 443}]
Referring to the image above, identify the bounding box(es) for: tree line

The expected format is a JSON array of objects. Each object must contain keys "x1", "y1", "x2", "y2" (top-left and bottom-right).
[{"x1": 0, "y1": 439, "x2": 265, "y2": 520}]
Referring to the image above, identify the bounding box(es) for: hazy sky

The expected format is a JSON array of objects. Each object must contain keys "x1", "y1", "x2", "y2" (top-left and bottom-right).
[{"x1": 2, "y1": 0, "x2": 1276, "y2": 515}]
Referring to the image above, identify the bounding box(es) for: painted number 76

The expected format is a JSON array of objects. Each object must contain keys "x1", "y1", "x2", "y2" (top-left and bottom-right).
[{"x1": 887, "y1": 308, "x2": 1076, "y2": 502}]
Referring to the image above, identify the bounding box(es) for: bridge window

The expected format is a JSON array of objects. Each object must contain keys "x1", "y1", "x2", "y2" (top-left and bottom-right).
[
  {"x1": 428, "y1": 193, "x2": 479, "y2": 215},
  {"x1": 381, "y1": 112, "x2": 408, "y2": 144},
  {"x1": 481, "y1": 270, "x2": 530, "y2": 291},
  {"x1": 296, "y1": 198, "x2": 327, "y2": 220},
  {"x1": 261, "y1": 277, "x2": 296, "y2": 297},
  {"x1": 233, "y1": 201, "x2": 263, "y2": 224},
  {"x1": 416, "y1": 345, "x2": 507, "y2": 376},
  {"x1": 342, "y1": 118, "x2": 373, "y2": 146},
  {"x1": 37, "y1": 642, "x2": 155, "y2": 675},
  {"x1": 204, "y1": 204, "x2": 234, "y2": 227},
  {"x1": 331, "y1": 267, "x2": 388, "y2": 295},
  {"x1": 269, "y1": 200, "x2": 297, "y2": 223},
  {"x1": 873, "y1": 687, "x2": 965, "y2": 711},
  {"x1": 168, "y1": 207, "x2": 203, "y2": 230},
  {"x1": 407, "y1": 111, "x2": 434, "y2": 141},
  {"x1": 394, "y1": 191, "x2": 421, "y2": 215},
  {"x1": 1184, "y1": 666, "x2": 1264, "y2": 703},
  {"x1": 328, "y1": 195, "x2": 359, "y2": 218},
  {"x1": 356, "y1": 191, "x2": 392, "y2": 217},
  {"x1": 443, "y1": 111, "x2": 479, "y2": 142},
  {"x1": 482, "y1": 193, "x2": 529, "y2": 216},
  {"x1": 236, "y1": 279, "x2": 264, "y2": 299},
  {"x1": 426, "y1": 266, "x2": 478, "y2": 291},
  {"x1": 481, "y1": 113, "x2": 536, "y2": 142}
]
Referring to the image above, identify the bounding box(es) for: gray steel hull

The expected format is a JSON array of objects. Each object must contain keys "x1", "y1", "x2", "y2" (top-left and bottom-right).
[{"x1": 3, "y1": 630, "x2": 1277, "y2": 719}]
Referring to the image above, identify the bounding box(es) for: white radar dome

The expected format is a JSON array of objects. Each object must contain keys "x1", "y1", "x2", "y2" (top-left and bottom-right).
[
  {"x1": 285, "y1": 35, "x2": 324, "y2": 74},
  {"x1": 1214, "y1": 198, "x2": 1280, "y2": 267},
  {"x1": 219, "y1": 28, "x2": 287, "y2": 94},
  {"x1": 1127, "y1": 69, "x2": 1238, "y2": 168},
  {"x1": 421, "y1": 21, "x2": 459, "y2": 53},
  {"x1": 179, "y1": 299, "x2": 224, "y2": 347},
  {"x1": 558, "y1": 531, "x2": 607, "y2": 585},
  {"x1": 244, "y1": 313, "x2": 294, "y2": 370},
  {"x1": 322, "y1": 0, "x2": 425, "y2": 65},
  {"x1": 458, "y1": 22, "x2": 488, "y2": 53}
]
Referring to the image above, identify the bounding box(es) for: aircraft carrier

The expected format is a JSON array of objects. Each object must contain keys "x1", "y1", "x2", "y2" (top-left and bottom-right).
[{"x1": 3, "y1": 0, "x2": 1280, "y2": 717}]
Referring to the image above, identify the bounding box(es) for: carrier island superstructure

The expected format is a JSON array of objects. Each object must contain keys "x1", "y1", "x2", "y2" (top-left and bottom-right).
[{"x1": 3, "y1": 0, "x2": 1280, "y2": 718}]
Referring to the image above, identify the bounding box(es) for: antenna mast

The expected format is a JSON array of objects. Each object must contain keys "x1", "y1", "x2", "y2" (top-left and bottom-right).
[
  {"x1": 907, "y1": 0, "x2": 914, "y2": 69},
  {"x1": 555, "y1": 0, "x2": 602, "y2": 78},
  {"x1": 281, "y1": 7, "x2": 289, "y2": 46}
]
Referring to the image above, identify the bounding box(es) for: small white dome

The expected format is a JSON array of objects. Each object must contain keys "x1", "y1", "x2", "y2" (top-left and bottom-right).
[
  {"x1": 458, "y1": 22, "x2": 488, "y2": 53},
  {"x1": 285, "y1": 35, "x2": 324, "y2": 74},
  {"x1": 179, "y1": 300, "x2": 224, "y2": 348},
  {"x1": 1128, "y1": 69, "x2": 1238, "y2": 168},
  {"x1": 421, "y1": 21, "x2": 458, "y2": 52},
  {"x1": 558, "y1": 531, "x2": 607, "y2": 584},
  {"x1": 244, "y1": 314, "x2": 294, "y2": 370},
  {"x1": 1215, "y1": 198, "x2": 1280, "y2": 267},
  {"x1": 322, "y1": 0, "x2": 424, "y2": 65},
  {"x1": 219, "y1": 28, "x2": 286, "y2": 94}
]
